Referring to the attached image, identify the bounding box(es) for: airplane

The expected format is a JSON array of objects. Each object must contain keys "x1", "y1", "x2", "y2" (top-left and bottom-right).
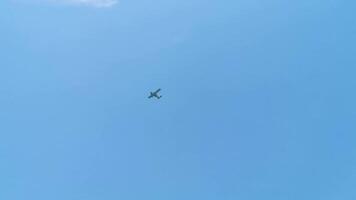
[{"x1": 148, "y1": 88, "x2": 162, "y2": 99}]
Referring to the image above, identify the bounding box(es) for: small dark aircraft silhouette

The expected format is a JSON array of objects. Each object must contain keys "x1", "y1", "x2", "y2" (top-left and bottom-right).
[{"x1": 148, "y1": 88, "x2": 162, "y2": 99}]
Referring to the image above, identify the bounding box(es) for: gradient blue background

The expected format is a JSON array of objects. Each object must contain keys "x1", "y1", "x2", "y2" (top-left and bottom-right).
[{"x1": 1, "y1": 0, "x2": 356, "y2": 199}]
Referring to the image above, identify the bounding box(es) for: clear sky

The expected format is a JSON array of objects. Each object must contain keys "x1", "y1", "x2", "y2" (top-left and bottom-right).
[{"x1": 1, "y1": 0, "x2": 356, "y2": 199}]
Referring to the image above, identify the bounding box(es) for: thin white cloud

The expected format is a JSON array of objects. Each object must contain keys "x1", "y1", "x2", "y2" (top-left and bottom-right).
[{"x1": 51, "y1": 0, "x2": 118, "y2": 7}]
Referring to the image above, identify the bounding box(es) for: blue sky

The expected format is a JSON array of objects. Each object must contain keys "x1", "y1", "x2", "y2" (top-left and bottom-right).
[{"x1": 1, "y1": 0, "x2": 356, "y2": 199}]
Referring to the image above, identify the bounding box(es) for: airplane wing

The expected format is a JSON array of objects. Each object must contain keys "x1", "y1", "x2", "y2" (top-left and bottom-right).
[{"x1": 155, "y1": 88, "x2": 161, "y2": 93}]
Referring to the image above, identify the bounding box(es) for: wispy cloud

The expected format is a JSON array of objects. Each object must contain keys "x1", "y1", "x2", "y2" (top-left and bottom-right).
[{"x1": 51, "y1": 0, "x2": 118, "y2": 7}]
